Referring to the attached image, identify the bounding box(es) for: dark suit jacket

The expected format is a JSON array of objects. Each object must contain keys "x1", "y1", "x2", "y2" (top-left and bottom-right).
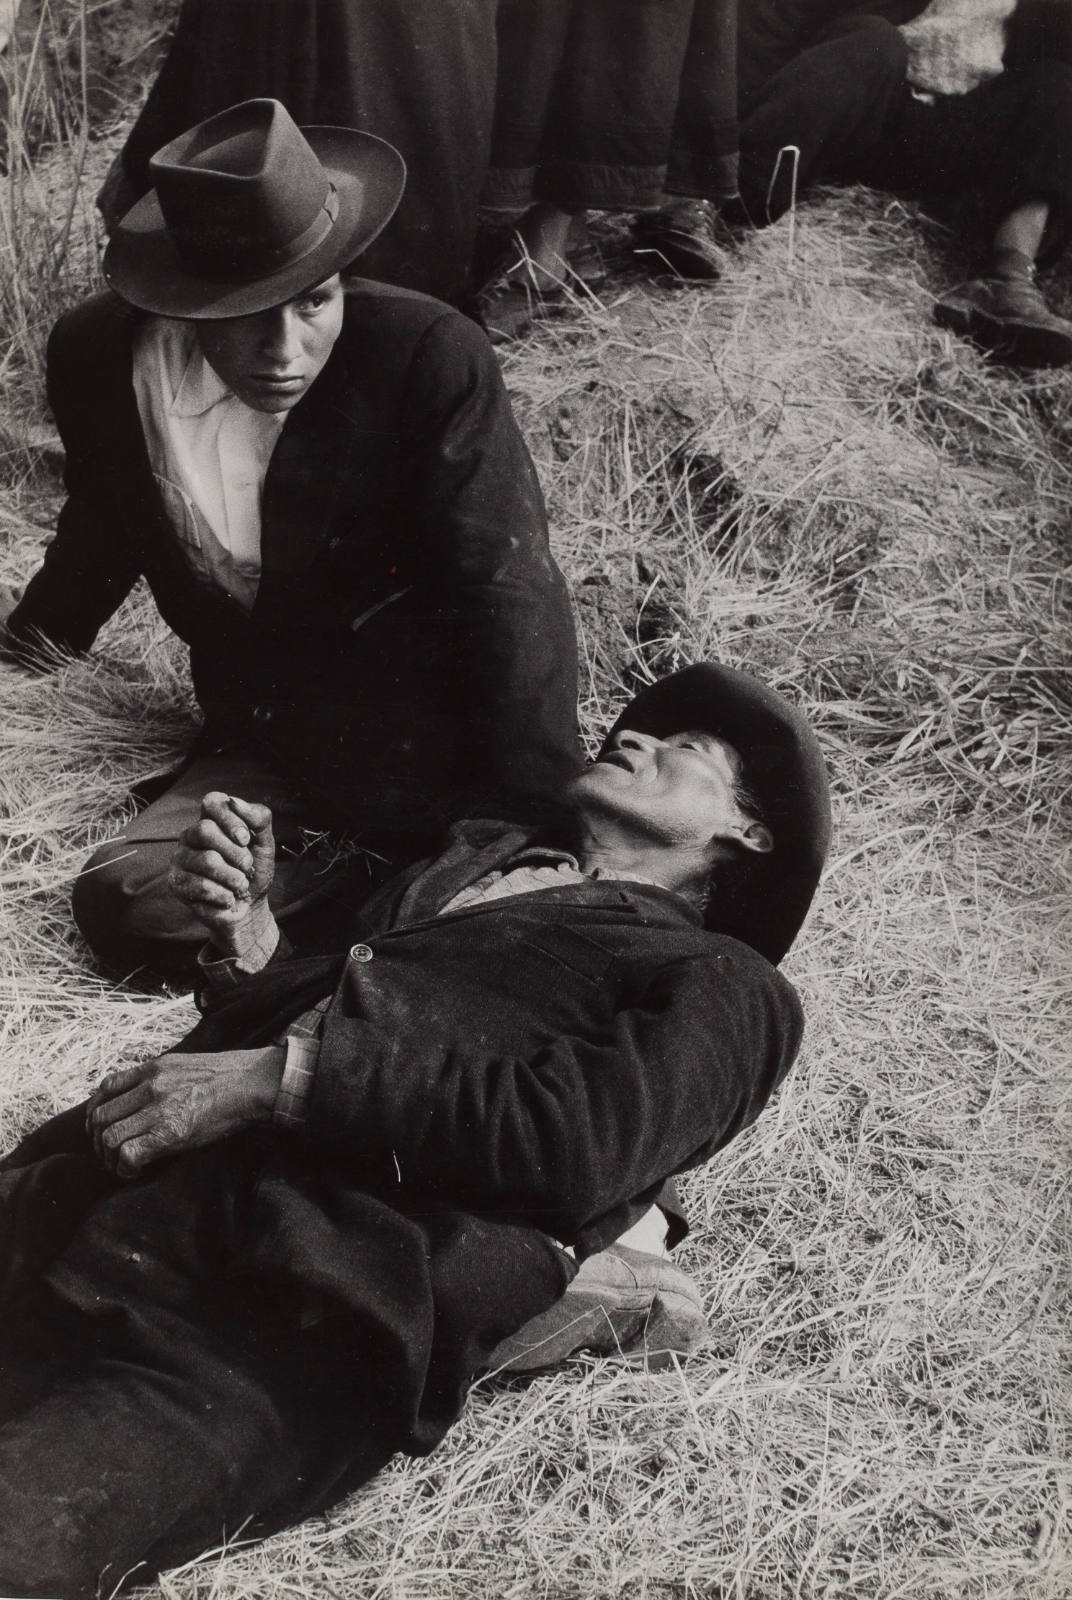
[
  {"x1": 1, "y1": 821, "x2": 802, "y2": 1468},
  {"x1": 181, "y1": 817, "x2": 804, "y2": 1256},
  {"x1": 7, "y1": 284, "x2": 580, "y2": 832}
]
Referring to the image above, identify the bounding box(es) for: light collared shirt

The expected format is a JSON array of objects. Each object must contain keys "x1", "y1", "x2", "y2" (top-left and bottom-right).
[
  {"x1": 133, "y1": 317, "x2": 286, "y2": 612},
  {"x1": 438, "y1": 845, "x2": 662, "y2": 914}
]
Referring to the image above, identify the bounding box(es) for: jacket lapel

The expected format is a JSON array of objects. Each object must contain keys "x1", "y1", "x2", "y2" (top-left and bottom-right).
[
  {"x1": 367, "y1": 819, "x2": 702, "y2": 937},
  {"x1": 390, "y1": 822, "x2": 536, "y2": 928},
  {"x1": 254, "y1": 340, "x2": 360, "y2": 622}
]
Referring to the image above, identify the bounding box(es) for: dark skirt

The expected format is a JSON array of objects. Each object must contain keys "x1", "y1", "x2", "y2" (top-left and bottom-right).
[
  {"x1": 103, "y1": 0, "x2": 499, "y2": 306},
  {"x1": 483, "y1": 0, "x2": 740, "y2": 212}
]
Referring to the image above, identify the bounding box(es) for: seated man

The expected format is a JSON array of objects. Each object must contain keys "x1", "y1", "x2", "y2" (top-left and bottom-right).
[
  {"x1": 0, "y1": 98, "x2": 579, "y2": 977},
  {"x1": 0, "y1": 661, "x2": 830, "y2": 1598},
  {"x1": 678, "y1": 0, "x2": 1072, "y2": 365}
]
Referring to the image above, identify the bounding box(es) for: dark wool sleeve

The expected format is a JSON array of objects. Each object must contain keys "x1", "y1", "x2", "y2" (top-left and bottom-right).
[
  {"x1": 396, "y1": 310, "x2": 582, "y2": 821},
  {"x1": 4, "y1": 308, "x2": 142, "y2": 663},
  {"x1": 305, "y1": 945, "x2": 804, "y2": 1241}
]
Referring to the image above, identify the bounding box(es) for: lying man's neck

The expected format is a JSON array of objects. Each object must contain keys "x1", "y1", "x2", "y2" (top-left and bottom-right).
[{"x1": 572, "y1": 820, "x2": 712, "y2": 907}]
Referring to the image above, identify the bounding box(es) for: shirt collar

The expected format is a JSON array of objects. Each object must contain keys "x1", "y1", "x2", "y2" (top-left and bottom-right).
[
  {"x1": 508, "y1": 843, "x2": 663, "y2": 890},
  {"x1": 169, "y1": 325, "x2": 234, "y2": 418}
]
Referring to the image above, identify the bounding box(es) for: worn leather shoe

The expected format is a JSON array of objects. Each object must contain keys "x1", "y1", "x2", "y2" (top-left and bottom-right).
[
  {"x1": 934, "y1": 273, "x2": 1072, "y2": 368},
  {"x1": 632, "y1": 199, "x2": 725, "y2": 282},
  {"x1": 488, "y1": 1243, "x2": 708, "y2": 1372}
]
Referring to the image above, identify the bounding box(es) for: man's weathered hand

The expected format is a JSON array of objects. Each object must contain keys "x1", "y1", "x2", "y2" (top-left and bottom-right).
[
  {"x1": 86, "y1": 1046, "x2": 285, "y2": 1178},
  {"x1": 169, "y1": 792, "x2": 280, "y2": 965},
  {"x1": 169, "y1": 791, "x2": 275, "y2": 922}
]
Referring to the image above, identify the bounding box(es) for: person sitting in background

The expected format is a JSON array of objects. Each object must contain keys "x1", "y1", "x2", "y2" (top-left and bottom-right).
[
  {"x1": 0, "y1": 99, "x2": 579, "y2": 980},
  {"x1": 725, "y1": 0, "x2": 1072, "y2": 367},
  {"x1": 0, "y1": 661, "x2": 830, "y2": 1598}
]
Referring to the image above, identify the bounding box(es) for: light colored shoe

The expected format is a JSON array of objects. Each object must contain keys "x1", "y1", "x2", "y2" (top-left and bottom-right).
[
  {"x1": 488, "y1": 1243, "x2": 708, "y2": 1373},
  {"x1": 934, "y1": 273, "x2": 1072, "y2": 368}
]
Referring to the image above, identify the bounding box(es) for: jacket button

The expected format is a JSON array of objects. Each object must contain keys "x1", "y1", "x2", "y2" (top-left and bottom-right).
[
  {"x1": 253, "y1": 705, "x2": 272, "y2": 722},
  {"x1": 349, "y1": 943, "x2": 374, "y2": 963}
]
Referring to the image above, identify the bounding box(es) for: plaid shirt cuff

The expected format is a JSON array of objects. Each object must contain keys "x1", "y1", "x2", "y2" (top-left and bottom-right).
[
  {"x1": 274, "y1": 1025, "x2": 321, "y2": 1129},
  {"x1": 195, "y1": 925, "x2": 292, "y2": 1009}
]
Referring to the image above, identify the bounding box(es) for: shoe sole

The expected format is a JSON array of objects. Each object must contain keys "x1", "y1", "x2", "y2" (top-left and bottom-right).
[
  {"x1": 935, "y1": 298, "x2": 1072, "y2": 369},
  {"x1": 632, "y1": 238, "x2": 722, "y2": 283},
  {"x1": 488, "y1": 1249, "x2": 708, "y2": 1373}
]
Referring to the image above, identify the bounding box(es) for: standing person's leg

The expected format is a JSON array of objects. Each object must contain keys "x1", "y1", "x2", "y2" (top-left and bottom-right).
[
  {"x1": 480, "y1": 0, "x2": 697, "y2": 331},
  {"x1": 736, "y1": 14, "x2": 910, "y2": 223},
  {"x1": 70, "y1": 753, "x2": 375, "y2": 979},
  {"x1": 633, "y1": 0, "x2": 739, "y2": 281},
  {"x1": 479, "y1": 0, "x2": 585, "y2": 325},
  {"x1": 483, "y1": 0, "x2": 576, "y2": 224},
  {"x1": 316, "y1": 0, "x2": 500, "y2": 304}
]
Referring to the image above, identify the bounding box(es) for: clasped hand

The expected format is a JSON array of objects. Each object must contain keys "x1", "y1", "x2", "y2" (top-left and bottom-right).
[
  {"x1": 88, "y1": 790, "x2": 286, "y2": 1178},
  {"x1": 168, "y1": 790, "x2": 277, "y2": 954}
]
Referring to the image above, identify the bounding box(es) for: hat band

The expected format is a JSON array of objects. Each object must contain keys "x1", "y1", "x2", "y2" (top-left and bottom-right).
[{"x1": 170, "y1": 182, "x2": 341, "y2": 285}]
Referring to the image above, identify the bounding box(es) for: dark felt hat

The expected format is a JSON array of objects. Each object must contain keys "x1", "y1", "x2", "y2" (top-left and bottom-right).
[
  {"x1": 606, "y1": 663, "x2": 832, "y2": 964},
  {"x1": 103, "y1": 98, "x2": 406, "y2": 319}
]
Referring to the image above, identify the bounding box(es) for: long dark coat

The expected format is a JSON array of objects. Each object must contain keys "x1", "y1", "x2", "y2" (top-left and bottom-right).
[
  {"x1": 102, "y1": 0, "x2": 501, "y2": 306},
  {"x1": 6, "y1": 284, "x2": 580, "y2": 835},
  {"x1": 0, "y1": 819, "x2": 803, "y2": 1593},
  {"x1": 484, "y1": 0, "x2": 741, "y2": 211}
]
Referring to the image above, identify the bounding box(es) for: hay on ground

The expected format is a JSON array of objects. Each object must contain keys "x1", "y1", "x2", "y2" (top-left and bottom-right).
[{"x1": 0, "y1": 182, "x2": 1069, "y2": 1599}]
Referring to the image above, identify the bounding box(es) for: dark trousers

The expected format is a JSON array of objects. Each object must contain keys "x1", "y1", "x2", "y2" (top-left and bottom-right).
[
  {"x1": 0, "y1": 1120, "x2": 395, "y2": 1598},
  {"x1": 737, "y1": 14, "x2": 910, "y2": 218},
  {"x1": 738, "y1": 13, "x2": 1072, "y2": 258},
  {"x1": 0, "y1": 1101, "x2": 569, "y2": 1597},
  {"x1": 875, "y1": 59, "x2": 1072, "y2": 260}
]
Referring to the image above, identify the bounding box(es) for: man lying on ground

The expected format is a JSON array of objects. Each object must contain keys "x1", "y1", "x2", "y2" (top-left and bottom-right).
[
  {"x1": 0, "y1": 662, "x2": 830, "y2": 1599},
  {"x1": 0, "y1": 97, "x2": 579, "y2": 978}
]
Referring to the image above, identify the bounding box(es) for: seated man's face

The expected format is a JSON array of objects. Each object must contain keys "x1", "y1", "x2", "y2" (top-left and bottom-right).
[
  {"x1": 196, "y1": 274, "x2": 345, "y2": 413},
  {"x1": 570, "y1": 728, "x2": 769, "y2": 852}
]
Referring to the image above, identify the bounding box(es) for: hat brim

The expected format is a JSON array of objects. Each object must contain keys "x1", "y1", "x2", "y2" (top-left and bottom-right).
[
  {"x1": 102, "y1": 126, "x2": 406, "y2": 320},
  {"x1": 605, "y1": 663, "x2": 832, "y2": 964}
]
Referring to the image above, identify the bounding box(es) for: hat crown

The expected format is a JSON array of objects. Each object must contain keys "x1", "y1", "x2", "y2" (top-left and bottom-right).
[{"x1": 148, "y1": 99, "x2": 337, "y2": 284}]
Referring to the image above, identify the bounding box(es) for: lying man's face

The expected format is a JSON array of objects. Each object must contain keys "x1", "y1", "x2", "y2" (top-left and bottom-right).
[
  {"x1": 570, "y1": 728, "x2": 772, "y2": 855},
  {"x1": 196, "y1": 273, "x2": 345, "y2": 413}
]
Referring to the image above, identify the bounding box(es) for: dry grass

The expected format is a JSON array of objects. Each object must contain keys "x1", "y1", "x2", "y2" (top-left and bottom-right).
[{"x1": 0, "y1": 120, "x2": 1069, "y2": 1600}]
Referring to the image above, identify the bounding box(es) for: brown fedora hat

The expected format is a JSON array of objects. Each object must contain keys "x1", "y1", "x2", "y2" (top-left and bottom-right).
[
  {"x1": 103, "y1": 98, "x2": 406, "y2": 319},
  {"x1": 605, "y1": 663, "x2": 832, "y2": 964}
]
